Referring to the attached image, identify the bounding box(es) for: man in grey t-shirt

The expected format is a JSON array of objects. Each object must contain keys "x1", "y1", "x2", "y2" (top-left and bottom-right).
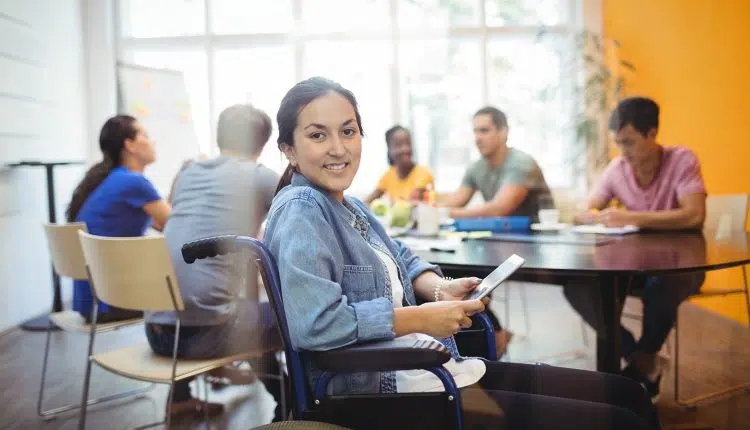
[
  {"x1": 441, "y1": 106, "x2": 552, "y2": 222},
  {"x1": 440, "y1": 106, "x2": 552, "y2": 357},
  {"x1": 144, "y1": 104, "x2": 285, "y2": 420}
]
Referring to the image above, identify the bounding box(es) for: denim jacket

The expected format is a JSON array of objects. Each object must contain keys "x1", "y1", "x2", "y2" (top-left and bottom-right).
[{"x1": 263, "y1": 173, "x2": 442, "y2": 395}]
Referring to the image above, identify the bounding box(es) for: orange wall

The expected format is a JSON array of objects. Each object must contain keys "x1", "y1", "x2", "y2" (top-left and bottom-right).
[{"x1": 604, "y1": 0, "x2": 750, "y2": 325}]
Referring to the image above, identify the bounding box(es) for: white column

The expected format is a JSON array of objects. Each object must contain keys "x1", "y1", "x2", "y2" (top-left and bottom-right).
[{"x1": 81, "y1": 0, "x2": 118, "y2": 165}]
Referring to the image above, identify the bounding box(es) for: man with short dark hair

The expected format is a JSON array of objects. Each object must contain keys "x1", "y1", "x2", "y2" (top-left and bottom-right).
[
  {"x1": 440, "y1": 106, "x2": 553, "y2": 356},
  {"x1": 440, "y1": 106, "x2": 553, "y2": 221},
  {"x1": 565, "y1": 96, "x2": 706, "y2": 402}
]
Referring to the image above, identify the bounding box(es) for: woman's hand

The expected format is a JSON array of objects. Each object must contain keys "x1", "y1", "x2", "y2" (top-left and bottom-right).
[
  {"x1": 414, "y1": 300, "x2": 486, "y2": 338},
  {"x1": 439, "y1": 277, "x2": 481, "y2": 301}
]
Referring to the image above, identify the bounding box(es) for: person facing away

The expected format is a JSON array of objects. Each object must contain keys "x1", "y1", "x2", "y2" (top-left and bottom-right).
[
  {"x1": 438, "y1": 106, "x2": 553, "y2": 222},
  {"x1": 66, "y1": 115, "x2": 171, "y2": 323},
  {"x1": 564, "y1": 96, "x2": 706, "y2": 403},
  {"x1": 363, "y1": 125, "x2": 435, "y2": 205},
  {"x1": 262, "y1": 76, "x2": 660, "y2": 430},
  {"x1": 144, "y1": 104, "x2": 285, "y2": 420}
]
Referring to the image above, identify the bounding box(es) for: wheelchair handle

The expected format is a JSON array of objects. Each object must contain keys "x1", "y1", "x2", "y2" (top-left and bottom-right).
[{"x1": 181, "y1": 235, "x2": 241, "y2": 264}]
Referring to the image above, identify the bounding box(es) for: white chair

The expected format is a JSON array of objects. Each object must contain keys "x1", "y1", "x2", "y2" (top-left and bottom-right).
[
  {"x1": 76, "y1": 231, "x2": 279, "y2": 429},
  {"x1": 38, "y1": 223, "x2": 149, "y2": 419},
  {"x1": 673, "y1": 194, "x2": 750, "y2": 406},
  {"x1": 621, "y1": 194, "x2": 750, "y2": 406}
]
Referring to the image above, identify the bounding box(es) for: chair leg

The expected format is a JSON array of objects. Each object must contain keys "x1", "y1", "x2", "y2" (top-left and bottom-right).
[
  {"x1": 743, "y1": 266, "x2": 750, "y2": 326},
  {"x1": 201, "y1": 376, "x2": 211, "y2": 429},
  {"x1": 673, "y1": 295, "x2": 750, "y2": 408},
  {"x1": 673, "y1": 314, "x2": 682, "y2": 405},
  {"x1": 580, "y1": 319, "x2": 590, "y2": 348},
  {"x1": 163, "y1": 380, "x2": 175, "y2": 430},
  {"x1": 503, "y1": 284, "x2": 511, "y2": 331},
  {"x1": 502, "y1": 285, "x2": 512, "y2": 362},
  {"x1": 37, "y1": 324, "x2": 153, "y2": 420},
  {"x1": 78, "y1": 333, "x2": 97, "y2": 429},
  {"x1": 519, "y1": 284, "x2": 531, "y2": 336},
  {"x1": 36, "y1": 318, "x2": 54, "y2": 418},
  {"x1": 279, "y1": 364, "x2": 287, "y2": 421}
]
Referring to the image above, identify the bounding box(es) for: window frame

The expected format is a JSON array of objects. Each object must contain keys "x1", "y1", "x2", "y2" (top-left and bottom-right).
[{"x1": 115, "y1": 0, "x2": 585, "y2": 193}]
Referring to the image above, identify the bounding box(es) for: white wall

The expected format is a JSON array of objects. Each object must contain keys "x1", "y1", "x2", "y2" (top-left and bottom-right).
[{"x1": 0, "y1": 0, "x2": 88, "y2": 331}]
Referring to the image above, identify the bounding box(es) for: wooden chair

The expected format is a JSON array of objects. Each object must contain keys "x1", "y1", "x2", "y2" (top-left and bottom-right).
[
  {"x1": 76, "y1": 231, "x2": 281, "y2": 429},
  {"x1": 38, "y1": 223, "x2": 149, "y2": 419}
]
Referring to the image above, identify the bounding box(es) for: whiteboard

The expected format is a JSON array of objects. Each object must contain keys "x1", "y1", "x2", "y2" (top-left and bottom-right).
[{"x1": 116, "y1": 63, "x2": 200, "y2": 197}]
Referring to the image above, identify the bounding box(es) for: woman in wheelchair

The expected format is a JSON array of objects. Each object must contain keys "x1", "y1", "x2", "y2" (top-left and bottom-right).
[{"x1": 262, "y1": 76, "x2": 661, "y2": 430}]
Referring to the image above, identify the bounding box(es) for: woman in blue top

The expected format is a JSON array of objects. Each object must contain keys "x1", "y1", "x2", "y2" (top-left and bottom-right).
[
  {"x1": 263, "y1": 77, "x2": 660, "y2": 430},
  {"x1": 66, "y1": 115, "x2": 171, "y2": 323}
]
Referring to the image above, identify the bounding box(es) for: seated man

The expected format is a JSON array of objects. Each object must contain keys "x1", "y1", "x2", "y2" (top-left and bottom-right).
[
  {"x1": 144, "y1": 104, "x2": 285, "y2": 419},
  {"x1": 440, "y1": 106, "x2": 553, "y2": 355},
  {"x1": 564, "y1": 96, "x2": 706, "y2": 402},
  {"x1": 440, "y1": 106, "x2": 553, "y2": 221}
]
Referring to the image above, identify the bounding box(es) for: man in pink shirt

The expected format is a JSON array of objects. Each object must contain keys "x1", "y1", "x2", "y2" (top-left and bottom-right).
[{"x1": 565, "y1": 97, "x2": 706, "y2": 403}]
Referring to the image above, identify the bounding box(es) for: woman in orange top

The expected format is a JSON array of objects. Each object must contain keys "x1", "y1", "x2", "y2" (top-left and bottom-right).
[{"x1": 364, "y1": 125, "x2": 435, "y2": 204}]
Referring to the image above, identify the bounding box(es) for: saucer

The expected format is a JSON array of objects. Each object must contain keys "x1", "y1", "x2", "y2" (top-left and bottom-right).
[{"x1": 531, "y1": 222, "x2": 570, "y2": 232}]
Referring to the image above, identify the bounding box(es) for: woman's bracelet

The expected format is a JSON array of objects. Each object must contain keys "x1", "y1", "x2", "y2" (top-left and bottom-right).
[{"x1": 433, "y1": 277, "x2": 453, "y2": 302}]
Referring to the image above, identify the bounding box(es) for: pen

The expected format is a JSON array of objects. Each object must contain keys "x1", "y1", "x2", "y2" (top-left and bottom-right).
[{"x1": 430, "y1": 247, "x2": 456, "y2": 253}]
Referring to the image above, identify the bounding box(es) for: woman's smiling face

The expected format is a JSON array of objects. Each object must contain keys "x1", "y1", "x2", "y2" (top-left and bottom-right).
[{"x1": 282, "y1": 91, "x2": 362, "y2": 201}]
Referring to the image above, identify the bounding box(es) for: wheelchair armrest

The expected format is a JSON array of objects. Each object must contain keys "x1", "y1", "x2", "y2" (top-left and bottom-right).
[
  {"x1": 311, "y1": 337, "x2": 451, "y2": 373},
  {"x1": 454, "y1": 312, "x2": 498, "y2": 361}
]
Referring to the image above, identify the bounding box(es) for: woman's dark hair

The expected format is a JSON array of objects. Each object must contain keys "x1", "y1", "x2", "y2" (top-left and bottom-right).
[
  {"x1": 384, "y1": 125, "x2": 409, "y2": 165},
  {"x1": 66, "y1": 115, "x2": 137, "y2": 221},
  {"x1": 275, "y1": 77, "x2": 364, "y2": 195}
]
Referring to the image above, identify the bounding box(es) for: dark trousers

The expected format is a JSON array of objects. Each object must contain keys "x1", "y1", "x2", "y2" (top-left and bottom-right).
[
  {"x1": 81, "y1": 306, "x2": 142, "y2": 324},
  {"x1": 145, "y1": 301, "x2": 288, "y2": 421},
  {"x1": 466, "y1": 360, "x2": 660, "y2": 429},
  {"x1": 563, "y1": 273, "x2": 704, "y2": 359}
]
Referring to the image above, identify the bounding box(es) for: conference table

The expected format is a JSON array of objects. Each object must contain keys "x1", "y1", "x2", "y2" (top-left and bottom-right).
[{"x1": 413, "y1": 229, "x2": 750, "y2": 374}]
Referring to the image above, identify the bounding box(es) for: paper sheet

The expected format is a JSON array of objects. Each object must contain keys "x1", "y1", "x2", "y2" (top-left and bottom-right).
[
  {"x1": 397, "y1": 237, "x2": 462, "y2": 252},
  {"x1": 570, "y1": 224, "x2": 640, "y2": 235}
]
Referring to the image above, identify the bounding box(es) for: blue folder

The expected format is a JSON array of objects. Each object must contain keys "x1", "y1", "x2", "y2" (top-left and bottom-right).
[{"x1": 453, "y1": 216, "x2": 531, "y2": 233}]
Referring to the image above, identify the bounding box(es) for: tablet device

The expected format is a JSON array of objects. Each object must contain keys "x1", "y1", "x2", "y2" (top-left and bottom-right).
[{"x1": 464, "y1": 254, "x2": 525, "y2": 301}]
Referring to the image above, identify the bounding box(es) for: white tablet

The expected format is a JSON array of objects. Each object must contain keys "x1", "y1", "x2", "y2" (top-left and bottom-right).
[{"x1": 464, "y1": 254, "x2": 525, "y2": 301}]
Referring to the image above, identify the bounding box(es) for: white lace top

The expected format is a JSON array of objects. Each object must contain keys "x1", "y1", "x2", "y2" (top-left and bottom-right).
[{"x1": 370, "y1": 245, "x2": 487, "y2": 392}]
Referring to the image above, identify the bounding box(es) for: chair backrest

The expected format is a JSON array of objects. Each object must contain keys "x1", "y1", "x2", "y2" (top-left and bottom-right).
[
  {"x1": 77, "y1": 231, "x2": 185, "y2": 312},
  {"x1": 705, "y1": 194, "x2": 749, "y2": 232},
  {"x1": 241, "y1": 237, "x2": 311, "y2": 418},
  {"x1": 43, "y1": 222, "x2": 89, "y2": 279}
]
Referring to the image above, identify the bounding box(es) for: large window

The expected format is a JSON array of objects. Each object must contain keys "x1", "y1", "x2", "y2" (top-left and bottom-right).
[{"x1": 117, "y1": 0, "x2": 581, "y2": 195}]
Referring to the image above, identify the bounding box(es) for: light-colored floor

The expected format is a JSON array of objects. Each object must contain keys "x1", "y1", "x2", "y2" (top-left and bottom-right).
[{"x1": 2, "y1": 282, "x2": 749, "y2": 429}]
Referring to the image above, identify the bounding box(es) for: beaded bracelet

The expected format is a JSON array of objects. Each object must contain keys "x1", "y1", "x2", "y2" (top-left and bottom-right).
[{"x1": 433, "y1": 277, "x2": 453, "y2": 302}]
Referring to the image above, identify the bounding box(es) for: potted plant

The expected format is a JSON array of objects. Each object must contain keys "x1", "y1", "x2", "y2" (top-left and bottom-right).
[{"x1": 573, "y1": 29, "x2": 636, "y2": 189}]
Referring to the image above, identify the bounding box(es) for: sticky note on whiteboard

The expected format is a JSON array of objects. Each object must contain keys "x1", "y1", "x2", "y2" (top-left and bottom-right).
[{"x1": 132, "y1": 101, "x2": 150, "y2": 117}]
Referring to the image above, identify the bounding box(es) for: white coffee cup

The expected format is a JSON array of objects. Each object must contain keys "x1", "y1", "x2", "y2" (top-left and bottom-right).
[
  {"x1": 417, "y1": 203, "x2": 440, "y2": 236},
  {"x1": 538, "y1": 208, "x2": 560, "y2": 225}
]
